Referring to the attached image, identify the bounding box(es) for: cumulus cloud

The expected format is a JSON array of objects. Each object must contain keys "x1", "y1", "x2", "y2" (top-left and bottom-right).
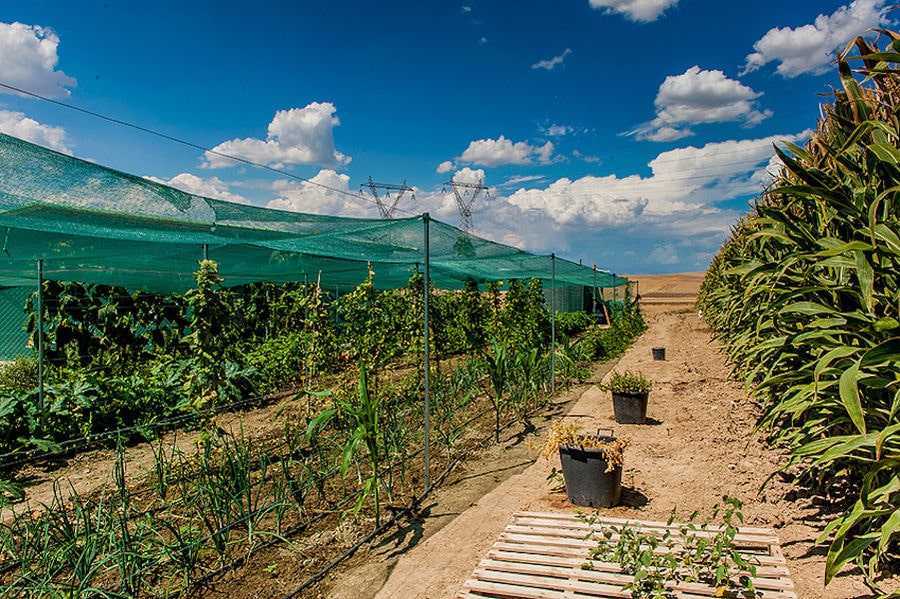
[
  {"x1": 204, "y1": 102, "x2": 350, "y2": 169},
  {"x1": 457, "y1": 135, "x2": 556, "y2": 167},
  {"x1": 630, "y1": 67, "x2": 771, "y2": 141},
  {"x1": 505, "y1": 132, "x2": 807, "y2": 229},
  {"x1": 0, "y1": 21, "x2": 76, "y2": 98},
  {"x1": 144, "y1": 173, "x2": 250, "y2": 204},
  {"x1": 436, "y1": 160, "x2": 454, "y2": 174},
  {"x1": 741, "y1": 0, "x2": 890, "y2": 77},
  {"x1": 451, "y1": 167, "x2": 487, "y2": 185},
  {"x1": 267, "y1": 169, "x2": 372, "y2": 217},
  {"x1": 0, "y1": 109, "x2": 71, "y2": 153},
  {"x1": 588, "y1": 0, "x2": 678, "y2": 22},
  {"x1": 532, "y1": 48, "x2": 572, "y2": 70}
]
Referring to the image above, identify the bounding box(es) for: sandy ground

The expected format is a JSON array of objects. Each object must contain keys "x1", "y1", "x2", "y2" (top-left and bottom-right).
[{"x1": 364, "y1": 273, "x2": 882, "y2": 599}]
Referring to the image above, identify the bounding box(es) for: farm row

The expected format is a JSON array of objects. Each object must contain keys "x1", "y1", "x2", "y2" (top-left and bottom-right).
[
  {"x1": 0, "y1": 262, "x2": 644, "y2": 597},
  {"x1": 699, "y1": 33, "x2": 900, "y2": 597}
]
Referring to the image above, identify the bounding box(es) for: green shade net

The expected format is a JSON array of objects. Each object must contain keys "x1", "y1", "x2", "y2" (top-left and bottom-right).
[{"x1": 0, "y1": 132, "x2": 628, "y2": 293}]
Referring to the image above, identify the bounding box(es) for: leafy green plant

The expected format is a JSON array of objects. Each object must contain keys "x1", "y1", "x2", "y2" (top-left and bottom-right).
[
  {"x1": 601, "y1": 370, "x2": 651, "y2": 394},
  {"x1": 0, "y1": 356, "x2": 38, "y2": 393},
  {"x1": 306, "y1": 363, "x2": 390, "y2": 526},
  {"x1": 581, "y1": 496, "x2": 758, "y2": 599},
  {"x1": 482, "y1": 338, "x2": 510, "y2": 443}
]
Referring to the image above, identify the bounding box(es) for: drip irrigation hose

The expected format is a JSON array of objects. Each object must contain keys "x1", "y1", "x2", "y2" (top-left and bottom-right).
[
  {"x1": 1, "y1": 374, "x2": 552, "y2": 596},
  {"x1": 0, "y1": 388, "x2": 292, "y2": 471}
]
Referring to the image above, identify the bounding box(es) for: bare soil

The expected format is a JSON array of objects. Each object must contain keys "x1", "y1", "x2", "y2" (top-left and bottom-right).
[{"x1": 4, "y1": 273, "x2": 894, "y2": 598}]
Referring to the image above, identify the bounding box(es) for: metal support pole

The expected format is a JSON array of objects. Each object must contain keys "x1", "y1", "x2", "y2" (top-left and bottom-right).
[
  {"x1": 37, "y1": 259, "x2": 44, "y2": 425},
  {"x1": 550, "y1": 253, "x2": 556, "y2": 396},
  {"x1": 202, "y1": 243, "x2": 209, "y2": 261},
  {"x1": 592, "y1": 265, "x2": 598, "y2": 316},
  {"x1": 423, "y1": 214, "x2": 432, "y2": 491}
]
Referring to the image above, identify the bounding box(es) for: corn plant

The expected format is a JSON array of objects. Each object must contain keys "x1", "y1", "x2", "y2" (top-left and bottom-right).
[
  {"x1": 306, "y1": 363, "x2": 390, "y2": 526},
  {"x1": 482, "y1": 338, "x2": 510, "y2": 442},
  {"x1": 699, "y1": 33, "x2": 900, "y2": 595}
]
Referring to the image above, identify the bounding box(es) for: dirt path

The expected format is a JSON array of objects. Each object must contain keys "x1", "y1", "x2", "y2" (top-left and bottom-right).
[{"x1": 367, "y1": 283, "x2": 880, "y2": 599}]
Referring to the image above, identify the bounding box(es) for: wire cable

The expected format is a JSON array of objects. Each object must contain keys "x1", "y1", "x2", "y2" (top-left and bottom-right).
[{"x1": 0, "y1": 80, "x2": 422, "y2": 216}]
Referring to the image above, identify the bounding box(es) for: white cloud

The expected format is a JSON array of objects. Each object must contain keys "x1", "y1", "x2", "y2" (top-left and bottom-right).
[
  {"x1": 543, "y1": 124, "x2": 573, "y2": 136},
  {"x1": 436, "y1": 160, "x2": 454, "y2": 174},
  {"x1": 457, "y1": 135, "x2": 556, "y2": 167},
  {"x1": 504, "y1": 132, "x2": 807, "y2": 229},
  {"x1": 573, "y1": 149, "x2": 602, "y2": 163},
  {"x1": 451, "y1": 167, "x2": 486, "y2": 185},
  {"x1": 0, "y1": 109, "x2": 70, "y2": 153},
  {"x1": 741, "y1": 0, "x2": 890, "y2": 77},
  {"x1": 0, "y1": 22, "x2": 76, "y2": 98},
  {"x1": 647, "y1": 243, "x2": 681, "y2": 265},
  {"x1": 630, "y1": 66, "x2": 771, "y2": 141},
  {"x1": 501, "y1": 174, "x2": 545, "y2": 188},
  {"x1": 588, "y1": 0, "x2": 678, "y2": 22},
  {"x1": 204, "y1": 102, "x2": 350, "y2": 169},
  {"x1": 144, "y1": 173, "x2": 250, "y2": 204},
  {"x1": 267, "y1": 169, "x2": 373, "y2": 217},
  {"x1": 532, "y1": 48, "x2": 572, "y2": 70}
]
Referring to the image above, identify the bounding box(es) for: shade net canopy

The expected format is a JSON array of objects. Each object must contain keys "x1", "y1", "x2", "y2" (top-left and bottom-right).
[{"x1": 0, "y1": 133, "x2": 628, "y2": 293}]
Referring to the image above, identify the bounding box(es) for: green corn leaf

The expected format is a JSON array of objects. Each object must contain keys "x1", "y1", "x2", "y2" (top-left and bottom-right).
[
  {"x1": 875, "y1": 423, "x2": 900, "y2": 460},
  {"x1": 860, "y1": 337, "x2": 900, "y2": 367},
  {"x1": 873, "y1": 317, "x2": 900, "y2": 332},
  {"x1": 825, "y1": 532, "x2": 879, "y2": 584},
  {"x1": 839, "y1": 364, "x2": 867, "y2": 435},
  {"x1": 814, "y1": 346, "x2": 860, "y2": 379},
  {"x1": 854, "y1": 250, "x2": 875, "y2": 313},
  {"x1": 876, "y1": 508, "x2": 900, "y2": 558},
  {"x1": 814, "y1": 240, "x2": 873, "y2": 256},
  {"x1": 873, "y1": 223, "x2": 900, "y2": 255}
]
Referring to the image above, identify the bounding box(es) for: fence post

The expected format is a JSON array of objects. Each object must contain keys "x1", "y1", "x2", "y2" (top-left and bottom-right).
[
  {"x1": 550, "y1": 254, "x2": 556, "y2": 396},
  {"x1": 423, "y1": 213, "x2": 431, "y2": 491},
  {"x1": 37, "y1": 259, "x2": 44, "y2": 425}
]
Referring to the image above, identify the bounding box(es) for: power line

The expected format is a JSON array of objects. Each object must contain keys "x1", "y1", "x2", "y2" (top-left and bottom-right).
[{"x1": 0, "y1": 80, "x2": 392, "y2": 212}]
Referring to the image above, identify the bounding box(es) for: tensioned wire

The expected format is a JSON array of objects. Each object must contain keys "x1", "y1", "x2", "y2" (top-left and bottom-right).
[
  {"x1": 0, "y1": 80, "x2": 807, "y2": 212},
  {"x1": 0, "y1": 81, "x2": 408, "y2": 216}
]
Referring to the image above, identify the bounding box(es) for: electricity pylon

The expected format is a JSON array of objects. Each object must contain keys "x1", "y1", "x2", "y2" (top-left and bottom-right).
[
  {"x1": 361, "y1": 176, "x2": 414, "y2": 219},
  {"x1": 445, "y1": 177, "x2": 488, "y2": 235}
]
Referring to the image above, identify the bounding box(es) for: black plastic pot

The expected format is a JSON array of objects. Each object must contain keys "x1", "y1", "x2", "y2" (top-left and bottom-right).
[
  {"x1": 558, "y1": 429, "x2": 622, "y2": 508},
  {"x1": 652, "y1": 347, "x2": 666, "y2": 360},
  {"x1": 612, "y1": 390, "x2": 649, "y2": 424}
]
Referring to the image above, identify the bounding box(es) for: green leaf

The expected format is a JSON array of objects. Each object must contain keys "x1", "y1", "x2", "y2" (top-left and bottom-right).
[
  {"x1": 825, "y1": 532, "x2": 879, "y2": 584},
  {"x1": 860, "y1": 337, "x2": 900, "y2": 367},
  {"x1": 839, "y1": 364, "x2": 866, "y2": 435},
  {"x1": 877, "y1": 508, "x2": 900, "y2": 555}
]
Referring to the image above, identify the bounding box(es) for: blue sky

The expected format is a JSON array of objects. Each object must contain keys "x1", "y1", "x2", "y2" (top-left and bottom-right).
[{"x1": 0, "y1": 0, "x2": 893, "y2": 274}]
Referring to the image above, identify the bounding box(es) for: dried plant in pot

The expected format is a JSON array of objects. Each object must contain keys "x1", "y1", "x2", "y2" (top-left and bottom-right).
[
  {"x1": 538, "y1": 422, "x2": 629, "y2": 508},
  {"x1": 600, "y1": 370, "x2": 651, "y2": 424}
]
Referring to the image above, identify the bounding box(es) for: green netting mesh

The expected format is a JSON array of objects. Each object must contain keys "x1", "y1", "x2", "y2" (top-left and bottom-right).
[
  {"x1": 0, "y1": 287, "x2": 31, "y2": 359},
  {"x1": 0, "y1": 132, "x2": 628, "y2": 293}
]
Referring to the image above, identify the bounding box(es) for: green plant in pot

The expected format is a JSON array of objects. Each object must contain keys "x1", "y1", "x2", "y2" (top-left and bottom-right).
[
  {"x1": 538, "y1": 421, "x2": 629, "y2": 508},
  {"x1": 601, "y1": 370, "x2": 651, "y2": 425}
]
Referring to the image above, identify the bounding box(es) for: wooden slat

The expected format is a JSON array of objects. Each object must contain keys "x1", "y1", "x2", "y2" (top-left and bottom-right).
[{"x1": 457, "y1": 511, "x2": 798, "y2": 599}]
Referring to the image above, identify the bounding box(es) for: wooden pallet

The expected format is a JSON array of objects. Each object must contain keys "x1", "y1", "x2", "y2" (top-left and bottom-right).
[{"x1": 457, "y1": 511, "x2": 797, "y2": 599}]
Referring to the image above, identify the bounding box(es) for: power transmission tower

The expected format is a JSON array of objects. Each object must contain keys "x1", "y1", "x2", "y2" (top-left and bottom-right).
[
  {"x1": 360, "y1": 176, "x2": 414, "y2": 219},
  {"x1": 445, "y1": 177, "x2": 488, "y2": 234}
]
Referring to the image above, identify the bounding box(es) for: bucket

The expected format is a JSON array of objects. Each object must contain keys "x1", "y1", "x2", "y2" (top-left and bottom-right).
[
  {"x1": 558, "y1": 429, "x2": 622, "y2": 507},
  {"x1": 612, "y1": 391, "x2": 649, "y2": 424},
  {"x1": 652, "y1": 347, "x2": 666, "y2": 360}
]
